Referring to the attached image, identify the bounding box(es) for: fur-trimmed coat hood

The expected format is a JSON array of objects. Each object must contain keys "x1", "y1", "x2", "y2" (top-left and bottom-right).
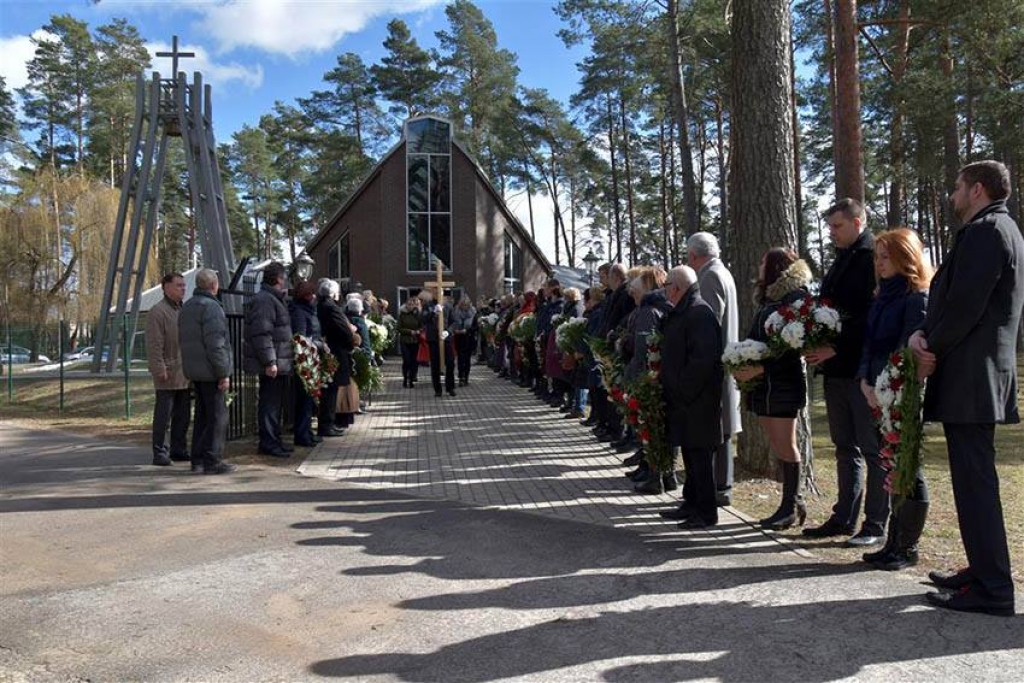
[{"x1": 759, "y1": 259, "x2": 814, "y2": 304}]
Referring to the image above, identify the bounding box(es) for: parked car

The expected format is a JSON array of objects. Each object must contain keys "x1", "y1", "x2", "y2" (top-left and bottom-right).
[
  {"x1": 0, "y1": 345, "x2": 51, "y2": 364},
  {"x1": 63, "y1": 346, "x2": 95, "y2": 362}
]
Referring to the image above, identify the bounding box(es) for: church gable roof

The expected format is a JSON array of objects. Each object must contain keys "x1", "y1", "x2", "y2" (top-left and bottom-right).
[{"x1": 305, "y1": 119, "x2": 551, "y2": 273}]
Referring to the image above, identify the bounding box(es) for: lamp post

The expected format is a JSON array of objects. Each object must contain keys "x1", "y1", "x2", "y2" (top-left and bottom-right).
[
  {"x1": 583, "y1": 250, "x2": 599, "y2": 286},
  {"x1": 289, "y1": 251, "x2": 315, "y2": 288}
]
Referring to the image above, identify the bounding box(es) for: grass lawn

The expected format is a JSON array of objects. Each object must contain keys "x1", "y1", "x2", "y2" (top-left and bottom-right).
[
  {"x1": 734, "y1": 367, "x2": 1024, "y2": 589},
  {"x1": 0, "y1": 376, "x2": 302, "y2": 466}
]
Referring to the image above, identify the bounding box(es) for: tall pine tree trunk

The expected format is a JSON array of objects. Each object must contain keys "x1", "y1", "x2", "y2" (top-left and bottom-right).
[
  {"x1": 607, "y1": 95, "x2": 623, "y2": 262},
  {"x1": 834, "y1": 0, "x2": 864, "y2": 202},
  {"x1": 667, "y1": 0, "x2": 700, "y2": 235},
  {"x1": 731, "y1": 0, "x2": 801, "y2": 475},
  {"x1": 619, "y1": 93, "x2": 638, "y2": 265},
  {"x1": 715, "y1": 95, "x2": 729, "y2": 262}
]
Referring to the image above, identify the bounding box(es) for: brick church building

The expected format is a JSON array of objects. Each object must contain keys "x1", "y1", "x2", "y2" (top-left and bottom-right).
[{"x1": 305, "y1": 116, "x2": 551, "y2": 305}]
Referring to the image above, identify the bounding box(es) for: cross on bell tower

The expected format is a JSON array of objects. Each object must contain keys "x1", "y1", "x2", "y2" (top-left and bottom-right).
[
  {"x1": 155, "y1": 35, "x2": 195, "y2": 79},
  {"x1": 93, "y1": 35, "x2": 237, "y2": 373}
]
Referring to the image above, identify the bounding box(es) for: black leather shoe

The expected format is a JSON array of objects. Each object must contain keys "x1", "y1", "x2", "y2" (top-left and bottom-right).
[
  {"x1": 447, "y1": 389, "x2": 457, "y2": 397},
  {"x1": 926, "y1": 587, "x2": 1014, "y2": 617},
  {"x1": 678, "y1": 517, "x2": 716, "y2": 529},
  {"x1": 294, "y1": 440, "x2": 317, "y2": 448},
  {"x1": 928, "y1": 567, "x2": 973, "y2": 590},
  {"x1": 845, "y1": 528, "x2": 884, "y2": 547},
  {"x1": 258, "y1": 447, "x2": 291, "y2": 458},
  {"x1": 281, "y1": 444, "x2": 294, "y2": 453},
  {"x1": 802, "y1": 519, "x2": 856, "y2": 538},
  {"x1": 169, "y1": 453, "x2": 191, "y2": 462},
  {"x1": 152, "y1": 455, "x2": 172, "y2": 466},
  {"x1": 659, "y1": 504, "x2": 696, "y2": 521},
  {"x1": 622, "y1": 451, "x2": 644, "y2": 467},
  {"x1": 580, "y1": 416, "x2": 599, "y2": 427},
  {"x1": 435, "y1": 391, "x2": 443, "y2": 397},
  {"x1": 633, "y1": 473, "x2": 665, "y2": 495},
  {"x1": 203, "y1": 461, "x2": 236, "y2": 475}
]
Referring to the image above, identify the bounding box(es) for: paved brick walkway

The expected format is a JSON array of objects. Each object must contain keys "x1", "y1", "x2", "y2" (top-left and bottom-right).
[{"x1": 300, "y1": 361, "x2": 803, "y2": 556}]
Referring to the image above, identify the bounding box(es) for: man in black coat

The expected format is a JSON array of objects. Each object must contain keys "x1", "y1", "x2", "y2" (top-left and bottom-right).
[
  {"x1": 912, "y1": 160, "x2": 1023, "y2": 617},
  {"x1": 660, "y1": 266, "x2": 724, "y2": 528},
  {"x1": 803, "y1": 198, "x2": 887, "y2": 547},
  {"x1": 179, "y1": 269, "x2": 234, "y2": 475},
  {"x1": 243, "y1": 262, "x2": 294, "y2": 458},
  {"x1": 422, "y1": 293, "x2": 456, "y2": 397},
  {"x1": 317, "y1": 279, "x2": 355, "y2": 437}
]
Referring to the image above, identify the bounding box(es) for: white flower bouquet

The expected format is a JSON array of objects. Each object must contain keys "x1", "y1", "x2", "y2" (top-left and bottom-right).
[
  {"x1": 764, "y1": 295, "x2": 842, "y2": 353},
  {"x1": 721, "y1": 339, "x2": 770, "y2": 391}
]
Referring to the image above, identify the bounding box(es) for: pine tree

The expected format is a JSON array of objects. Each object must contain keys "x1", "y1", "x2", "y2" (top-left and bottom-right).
[
  {"x1": 370, "y1": 19, "x2": 441, "y2": 120},
  {"x1": 89, "y1": 18, "x2": 150, "y2": 186}
]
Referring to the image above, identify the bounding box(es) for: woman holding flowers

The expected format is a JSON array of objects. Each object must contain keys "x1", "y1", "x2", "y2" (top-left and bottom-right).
[
  {"x1": 288, "y1": 281, "x2": 321, "y2": 447},
  {"x1": 856, "y1": 228, "x2": 931, "y2": 570},
  {"x1": 733, "y1": 249, "x2": 813, "y2": 530}
]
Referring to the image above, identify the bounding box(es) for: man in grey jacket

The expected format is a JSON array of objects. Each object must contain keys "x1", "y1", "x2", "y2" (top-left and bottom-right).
[
  {"x1": 146, "y1": 273, "x2": 191, "y2": 466},
  {"x1": 179, "y1": 269, "x2": 234, "y2": 475},
  {"x1": 244, "y1": 262, "x2": 294, "y2": 458},
  {"x1": 689, "y1": 233, "x2": 742, "y2": 507},
  {"x1": 912, "y1": 160, "x2": 1023, "y2": 617}
]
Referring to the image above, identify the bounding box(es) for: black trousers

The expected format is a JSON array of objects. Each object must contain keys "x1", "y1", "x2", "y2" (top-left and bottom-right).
[
  {"x1": 152, "y1": 388, "x2": 191, "y2": 459},
  {"x1": 681, "y1": 447, "x2": 718, "y2": 524},
  {"x1": 429, "y1": 339, "x2": 456, "y2": 394},
  {"x1": 191, "y1": 381, "x2": 227, "y2": 468},
  {"x1": 258, "y1": 374, "x2": 288, "y2": 451},
  {"x1": 455, "y1": 333, "x2": 474, "y2": 381},
  {"x1": 401, "y1": 342, "x2": 420, "y2": 382},
  {"x1": 943, "y1": 423, "x2": 1014, "y2": 601},
  {"x1": 292, "y1": 379, "x2": 315, "y2": 444},
  {"x1": 319, "y1": 378, "x2": 339, "y2": 435}
]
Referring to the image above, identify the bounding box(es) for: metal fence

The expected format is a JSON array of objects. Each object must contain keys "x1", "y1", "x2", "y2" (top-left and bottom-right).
[{"x1": 3, "y1": 310, "x2": 263, "y2": 441}]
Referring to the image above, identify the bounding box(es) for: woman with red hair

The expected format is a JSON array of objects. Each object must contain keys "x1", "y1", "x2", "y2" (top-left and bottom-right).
[{"x1": 857, "y1": 227, "x2": 932, "y2": 570}]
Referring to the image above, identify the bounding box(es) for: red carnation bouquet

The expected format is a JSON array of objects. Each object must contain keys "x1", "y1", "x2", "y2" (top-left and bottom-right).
[
  {"x1": 870, "y1": 348, "x2": 925, "y2": 498},
  {"x1": 291, "y1": 334, "x2": 336, "y2": 405}
]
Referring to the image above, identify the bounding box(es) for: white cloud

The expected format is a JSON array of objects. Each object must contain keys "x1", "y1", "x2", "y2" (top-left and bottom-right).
[
  {"x1": 147, "y1": 40, "x2": 264, "y2": 91},
  {"x1": 194, "y1": 0, "x2": 444, "y2": 57},
  {"x1": 0, "y1": 30, "x2": 55, "y2": 92}
]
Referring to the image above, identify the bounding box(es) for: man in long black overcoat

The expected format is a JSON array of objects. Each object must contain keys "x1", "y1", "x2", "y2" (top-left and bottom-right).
[{"x1": 912, "y1": 160, "x2": 1023, "y2": 617}]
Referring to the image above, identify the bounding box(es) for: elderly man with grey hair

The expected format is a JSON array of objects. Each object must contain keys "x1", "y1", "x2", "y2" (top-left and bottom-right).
[
  {"x1": 660, "y1": 265, "x2": 724, "y2": 528},
  {"x1": 685, "y1": 232, "x2": 741, "y2": 509},
  {"x1": 179, "y1": 268, "x2": 235, "y2": 475}
]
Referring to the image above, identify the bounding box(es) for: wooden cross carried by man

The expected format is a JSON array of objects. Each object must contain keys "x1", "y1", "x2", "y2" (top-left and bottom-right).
[{"x1": 423, "y1": 259, "x2": 455, "y2": 367}]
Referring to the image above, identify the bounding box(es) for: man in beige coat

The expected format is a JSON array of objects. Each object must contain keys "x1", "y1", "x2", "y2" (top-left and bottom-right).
[{"x1": 146, "y1": 273, "x2": 191, "y2": 466}]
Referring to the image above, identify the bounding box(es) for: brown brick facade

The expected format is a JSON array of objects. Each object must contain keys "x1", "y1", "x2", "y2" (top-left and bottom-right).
[{"x1": 308, "y1": 131, "x2": 550, "y2": 306}]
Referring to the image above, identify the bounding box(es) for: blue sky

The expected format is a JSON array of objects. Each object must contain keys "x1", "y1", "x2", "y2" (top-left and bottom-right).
[
  {"x1": 1, "y1": 0, "x2": 587, "y2": 144},
  {"x1": 1, "y1": 0, "x2": 589, "y2": 261}
]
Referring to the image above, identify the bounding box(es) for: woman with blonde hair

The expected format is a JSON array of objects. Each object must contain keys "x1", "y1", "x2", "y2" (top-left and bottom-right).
[{"x1": 857, "y1": 227, "x2": 932, "y2": 570}]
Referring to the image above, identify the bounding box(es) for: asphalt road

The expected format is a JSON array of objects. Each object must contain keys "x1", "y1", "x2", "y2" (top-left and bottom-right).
[{"x1": 1, "y1": 424, "x2": 1021, "y2": 682}]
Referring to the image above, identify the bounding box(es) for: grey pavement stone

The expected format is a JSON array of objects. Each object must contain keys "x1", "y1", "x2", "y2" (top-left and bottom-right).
[{"x1": 1, "y1": 364, "x2": 1022, "y2": 682}]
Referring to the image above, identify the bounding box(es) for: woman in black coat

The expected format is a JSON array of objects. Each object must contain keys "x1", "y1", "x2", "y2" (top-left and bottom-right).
[
  {"x1": 733, "y1": 249, "x2": 813, "y2": 530},
  {"x1": 316, "y1": 280, "x2": 355, "y2": 436},
  {"x1": 288, "y1": 281, "x2": 321, "y2": 447},
  {"x1": 857, "y1": 228, "x2": 930, "y2": 571}
]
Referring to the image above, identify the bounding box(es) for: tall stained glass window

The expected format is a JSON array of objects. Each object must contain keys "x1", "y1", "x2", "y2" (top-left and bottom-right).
[
  {"x1": 406, "y1": 117, "x2": 452, "y2": 272},
  {"x1": 504, "y1": 233, "x2": 522, "y2": 294}
]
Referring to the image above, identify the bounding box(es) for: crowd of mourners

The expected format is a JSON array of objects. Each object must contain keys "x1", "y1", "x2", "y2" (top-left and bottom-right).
[
  {"x1": 465, "y1": 161, "x2": 1022, "y2": 617},
  {"x1": 145, "y1": 160, "x2": 1022, "y2": 617},
  {"x1": 145, "y1": 262, "x2": 394, "y2": 475}
]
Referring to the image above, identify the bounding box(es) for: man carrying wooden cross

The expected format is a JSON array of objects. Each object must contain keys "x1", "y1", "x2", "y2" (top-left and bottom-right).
[{"x1": 422, "y1": 260, "x2": 457, "y2": 397}]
